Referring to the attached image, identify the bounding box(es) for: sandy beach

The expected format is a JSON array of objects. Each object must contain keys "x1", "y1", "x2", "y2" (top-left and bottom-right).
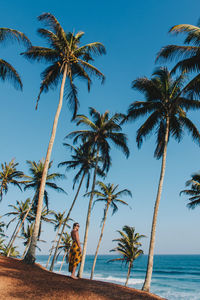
[{"x1": 0, "y1": 255, "x2": 166, "y2": 300}]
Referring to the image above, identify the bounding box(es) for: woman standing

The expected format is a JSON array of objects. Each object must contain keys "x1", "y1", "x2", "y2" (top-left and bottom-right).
[{"x1": 69, "y1": 223, "x2": 82, "y2": 279}]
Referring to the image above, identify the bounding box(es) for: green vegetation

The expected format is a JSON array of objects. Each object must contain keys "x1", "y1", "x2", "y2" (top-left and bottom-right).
[{"x1": 109, "y1": 225, "x2": 145, "y2": 286}]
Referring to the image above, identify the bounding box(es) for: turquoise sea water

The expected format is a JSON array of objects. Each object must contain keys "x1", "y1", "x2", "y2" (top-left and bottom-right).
[{"x1": 37, "y1": 254, "x2": 200, "y2": 300}]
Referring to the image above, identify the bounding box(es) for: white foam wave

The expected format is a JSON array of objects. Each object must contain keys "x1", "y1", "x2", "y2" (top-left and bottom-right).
[
  {"x1": 93, "y1": 275, "x2": 144, "y2": 285},
  {"x1": 157, "y1": 289, "x2": 200, "y2": 300}
]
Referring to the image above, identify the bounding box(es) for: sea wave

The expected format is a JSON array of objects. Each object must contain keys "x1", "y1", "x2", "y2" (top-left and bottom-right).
[
  {"x1": 93, "y1": 275, "x2": 144, "y2": 285},
  {"x1": 158, "y1": 289, "x2": 200, "y2": 300}
]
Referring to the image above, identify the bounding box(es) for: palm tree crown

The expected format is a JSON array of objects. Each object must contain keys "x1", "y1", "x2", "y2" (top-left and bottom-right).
[
  {"x1": 156, "y1": 19, "x2": 200, "y2": 99},
  {"x1": 125, "y1": 67, "x2": 200, "y2": 158},
  {"x1": 67, "y1": 107, "x2": 129, "y2": 171},
  {"x1": 180, "y1": 172, "x2": 200, "y2": 209},
  {"x1": 92, "y1": 181, "x2": 131, "y2": 220},
  {"x1": 109, "y1": 225, "x2": 145, "y2": 264},
  {"x1": 0, "y1": 159, "x2": 25, "y2": 201},
  {"x1": 0, "y1": 27, "x2": 30, "y2": 89},
  {"x1": 21, "y1": 12, "x2": 106, "y2": 116},
  {"x1": 58, "y1": 143, "x2": 104, "y2": 190},
  {"x1": 23, "y1": 160, "x2": 66, "y2": 211}
]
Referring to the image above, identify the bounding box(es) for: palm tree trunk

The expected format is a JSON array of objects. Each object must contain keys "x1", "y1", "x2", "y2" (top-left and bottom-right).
[
  {"x1": 24, "y1": 65, "x2": 68, "y2": 264},
  {"x1": 78, "y1": 148, "x2": 100, "y2": 278},
  {"x1": 142, "y1": 117, "x2": 169, "y2": 292},
  {"x1": 6, "y1": 220, "x2": 20, "y2": 250},
  {"x1": 90, "y1": 203, "x2": 109, "y2": 279},
  {"x1": 46, "y1": 225, "x2": 61, "y2": 268},
  {"x1": 50, "y1": 172, "x2": 85, "y2": 271},
  {"x1": 21, "y1": 241, "x2": 31, "y2": 259},
  {"x1": 59, "y1": 249, "x2": 68, "y2": 272},
  {"x1": 125, "y1": 261, "x2": 132, "y2": 286},
  {"x1": 7, "y1": 202, "x2": 33, "y2": 257}
]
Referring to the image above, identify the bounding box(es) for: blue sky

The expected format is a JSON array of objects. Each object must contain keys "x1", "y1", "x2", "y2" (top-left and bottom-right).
[{"x1": 0, "y1": 0, "x2": 200, "y2": 256}]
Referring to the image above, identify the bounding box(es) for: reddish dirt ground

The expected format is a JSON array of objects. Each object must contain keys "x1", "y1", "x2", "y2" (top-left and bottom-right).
[{"x1": 0, "y1": 256, "x2": 166, "y2": 300}]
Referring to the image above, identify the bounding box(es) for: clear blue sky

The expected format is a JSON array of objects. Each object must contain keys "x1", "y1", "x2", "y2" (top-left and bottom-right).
[{"x1": 0, "y1": 0, "x2": 200, "y2": 256}]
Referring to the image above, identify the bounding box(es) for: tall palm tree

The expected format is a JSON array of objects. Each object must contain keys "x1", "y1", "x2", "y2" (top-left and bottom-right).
[
  {"x1": 0, "y1": 159, "x2": 24, "y2": 201},
  {"x1": 0, "y1": 27, "x2": 30, "y2": 89},
  {"x1": 50, "y1": 143, "x2": 104, "y2": 271},
  {"x1": 5, "y1": 198, "x2": 32, "y2": 256},
  {"x1": 180, "y1": 172, "x2": 200, "y2": 209},
  {"x1": 57, "y1": 232, "x2": 72, "y2": 272},
  {"x1": 124, "y1": 67, "x2": 200, "y2": 292},
  {"x1": 67, "y1": 107, "x2": 129, "y2": 277},
  {"x1": 89, "y1": 181, "x2": 131, "y2": 279},
  {"x1": 108, "y1": 225, "x2": 145, "y2": 287},
  {"x1": 21, "y1": 12, "x2": 105, "y2": 264},
  {"x1": 156, "y1": 19, "x2": 200, "y2": 99},
  {"x1": 46, "y1": 210, "x2": 68, "y2": 268}
]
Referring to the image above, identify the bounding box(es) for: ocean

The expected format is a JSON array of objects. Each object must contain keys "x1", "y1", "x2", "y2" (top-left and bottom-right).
[{"x1": 36, "y1": 254, "x2": 200, "y2": 300}]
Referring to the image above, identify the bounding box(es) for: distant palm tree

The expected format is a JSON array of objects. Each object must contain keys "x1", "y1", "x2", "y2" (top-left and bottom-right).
[
  {"x1": 109, "y1": 225, "x2": 145, "y2": 287},
  {"x1": 46, "y1": 211, "x2": 68, "y2": 269},
  {"x1": 50, "y1": 143, "x2": 104, "y2": 271},
  {"x1": 2, "y1": 245, "x2": 19, "y2": 258},
  {"x1": 180, "y1": 172, "x2": 200, "y2": 209},
  {"x1": 157, "y1": 19, "x2": 200, "y2": 99},
  {"x1": 24, "y1": 160, "x2": 65, "y2": 212},
  {"x1": 21, "y1": 12, "x2": 105, "y2": 264},
  {"x1": 0, "y1": 216, "x2": 6, "y2": 238},
  {"x1": 57, "y1": 232, "x2": 72, "y2": 272},
  {"x1": 67, "y1": 107, "x2": 129, "y2": 277},
  {"x1": 21, "y1": 223, "x2": 45, "y2": 259},
  {"x1": 0, "y1": 159, "x2": 24, "y2": 201},
  {"x1": 125, "y1": 67, "x2": 200, "y2": 292},
  {"x1": 5, "y1": 198, "x2": 32, "y2": 256},
  {"x1": 0, "y1": 27, "x2": 30, "y2": 89},
  {"x1": 89, "y1": 181, "x2": 131, "y2": 279},
  {"x1": 28, "y1": 206, "x2": 55, "y2": 239}
]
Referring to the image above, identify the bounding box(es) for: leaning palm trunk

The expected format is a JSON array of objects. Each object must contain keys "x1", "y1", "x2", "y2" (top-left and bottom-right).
[
  {"x1": 59, "y1": 249, "x2": 68, "y2": 272},
  {"x1": 7, "y1": 201, "x2": 33, "y2": 257},
  {"x1": 21, "y1": 240, "x2": 31, "y2": 259},
  {"x1": 142, "y1": 118, "x2": 169, "y2": 292},
  {"x1": 90, "y1": 203, "x2": 109, "y2": 279},
  {"x1": 24, "y1": 65, "x2": 68, "y2": 264},
  {"x1": 6, "y1": 220, "x2": 20, "y2": 251},
  {"x1": 46, "y1": 225, "x2": 61, "y2": 268},
  {"x1": 79, "y1": 149, "x2": 100, "y2": 278},
  {"x1": 125, "y1": 261, "x2": 132, "y2": 286},
  {"x1": 50, "y1": 172, "x2": 85, "y2": 271}
]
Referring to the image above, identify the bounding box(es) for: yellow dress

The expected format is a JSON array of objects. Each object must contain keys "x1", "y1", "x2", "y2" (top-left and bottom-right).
[{"x1": 68, "y1": 240, "x2": 82, "y2": 272}]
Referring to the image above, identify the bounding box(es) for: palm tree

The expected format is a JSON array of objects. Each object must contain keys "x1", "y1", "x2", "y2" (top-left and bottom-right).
[
  {"x1": 56, "y1": 232, "x2": 72, "y2": 272},
  {"x1": 0, "y1": 27, "x2": 30, "y2": 89},
  {"x1": 89, "y1": 181, "x2": 131, "y2": 279},
  {"x1": 21, "y1": 223, "x2": 46, "y2": 259},
  {"x1": 108, "y1": 225, "x2": 145, "y2": 287},
  {"x1": 5, "y1": 198, "x2": 32, "y2": 256},
  {"x1": 0, "y1": 159, "x2": 24, "y2": 201},
  {"x1": 21, "y1": 12, "x2": 105, "y2": 264},
  {"x1": 46, "y1": 210, "x2": 68, "y2": 268},
  {"x1": 124, "y1": 67, "x2": 200, "y2": 292},
  {"x1": 67, "y1": 107, "x2": 129, "y2": 277},
  {"x1": 156, "y1": 19, "x2": 200, "y2": 99},
  {"x1": 24, "y1": 160, "x2": 65, "y2": 212},
  {"x1": 49, "y1": 143, "x2": 104, "y2": 271},
  {"x1": 180, "y1": 172, "x2": 200, "y2": 209}
]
